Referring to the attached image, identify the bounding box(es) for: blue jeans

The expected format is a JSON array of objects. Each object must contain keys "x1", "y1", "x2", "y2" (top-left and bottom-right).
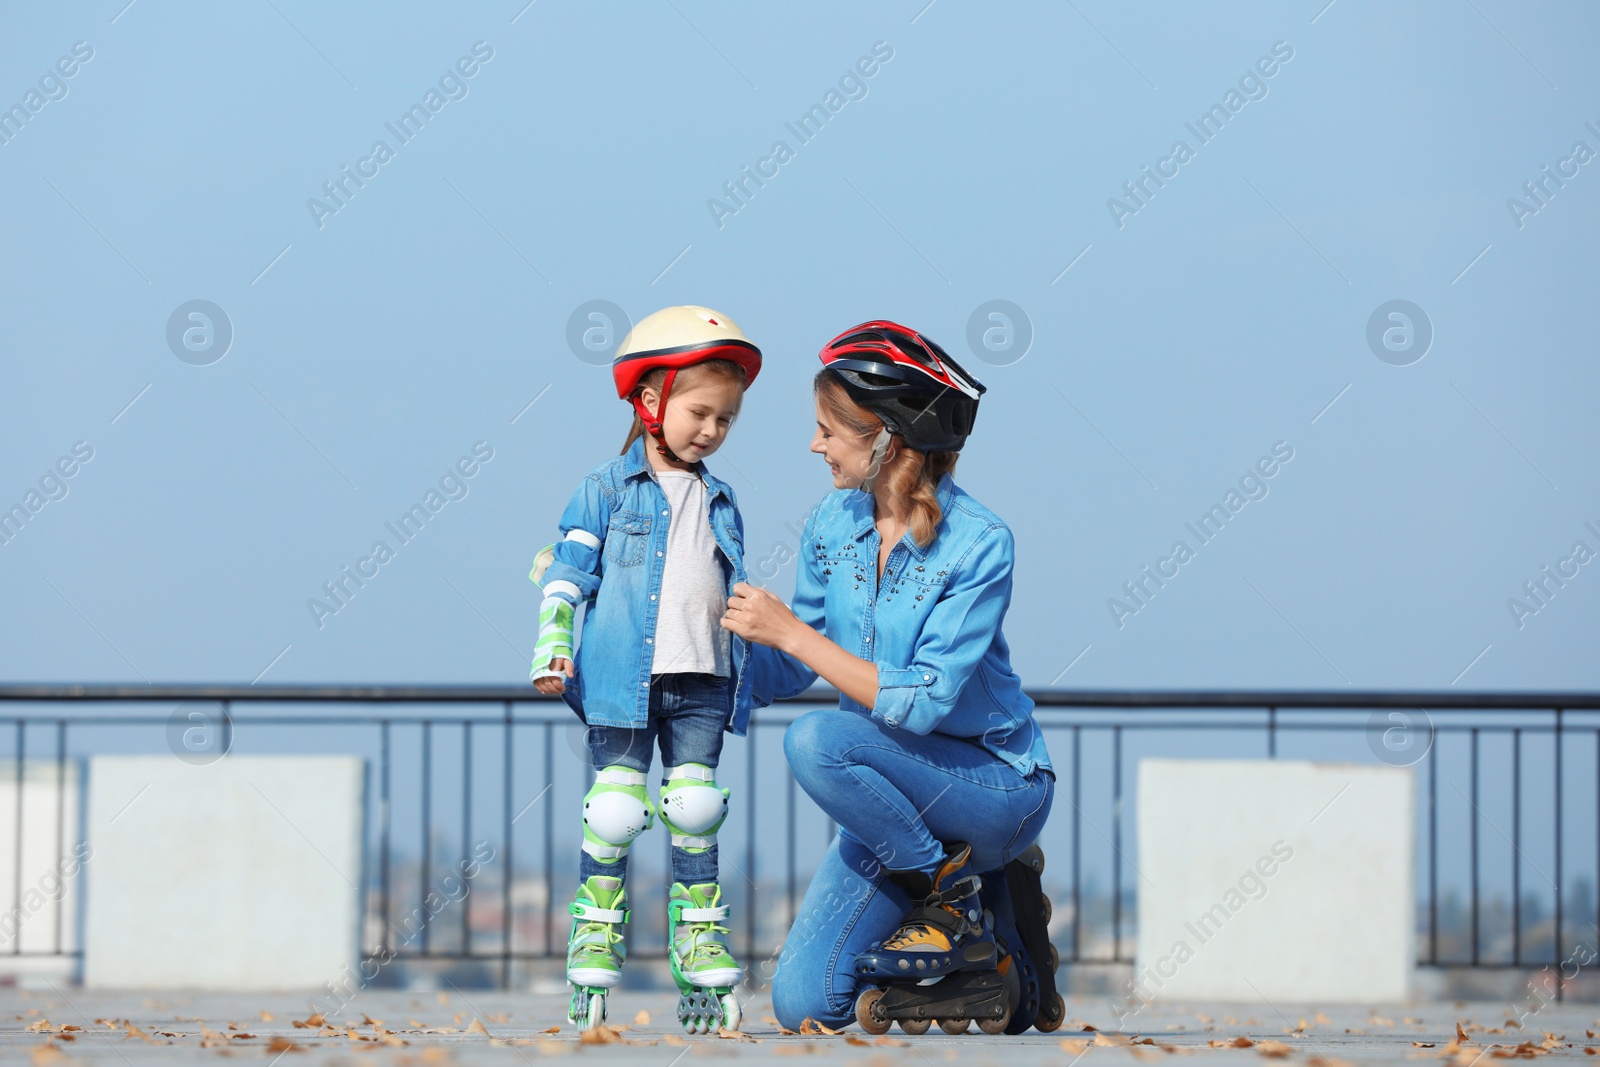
[
  {"x1": 579, "y1": 672, "x2": 730, "y2": 887},
  {"x1": 771, "y1": 709, "x2": 1054, "y2": 1030}
]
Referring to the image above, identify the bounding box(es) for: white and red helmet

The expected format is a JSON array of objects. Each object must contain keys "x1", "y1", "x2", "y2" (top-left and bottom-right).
[
  {"x1": 613, "y1": 306, "x2": 762, "y2": 445},
  {"x1": 818, "y1": 320, "x2": 986, "y2": 453}
]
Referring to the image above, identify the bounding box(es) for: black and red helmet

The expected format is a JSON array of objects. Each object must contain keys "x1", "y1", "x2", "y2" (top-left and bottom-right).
[{"x1": 818, "y1": 320, "x2": 986, "y2": 453}]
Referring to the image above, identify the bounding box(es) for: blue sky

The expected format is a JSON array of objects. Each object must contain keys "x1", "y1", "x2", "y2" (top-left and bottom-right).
[{"x1": 2, "y1": 0, "x2": 1596, "y2": 693}]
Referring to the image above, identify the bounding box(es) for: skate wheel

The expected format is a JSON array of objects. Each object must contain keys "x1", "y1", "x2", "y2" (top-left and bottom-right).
[
  {"x1": 1048, "y1": 944, "x2": 1060, "y2": 973},
  {"x1": 719, "y1": 993, "x2": 741, "y2": 1032},
  {"x1": 1041, "y1": 893, "x2": 1052, "y2": 925},
  {"x1": 978, "y1": 1003, "x2": 1011, "y2": 1035},
  {"x1": 939, "y1": 1017, "x2": 970, "y2": 1035},
  {"x1": 584, "y1": 992, "x2": 606, "y2": 1033},
  {"x1": 1034, "y1": 992, "x2": 1066, "y2": 1033},
  {"x1": 855, "y1": 988, "x2": 891, "y2": 1036},
  {"x1": 900, "y1": 1016, "x2": 931, "y2": 1036}
]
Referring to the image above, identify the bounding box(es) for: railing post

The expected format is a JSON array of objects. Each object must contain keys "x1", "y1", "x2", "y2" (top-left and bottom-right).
[
  {"x1": 421, "y1": 720, "x2": 432, "y2": 955},
  {"x1": 502, "y1": 701, "x2": 513, "y2": 989},
  {"x1": 1267, "y1": 705, "x2": 1277, "y2": 758},
  {"x1": 1513, "y1": 729, "x2": 1521, "y2": 966},
  {"x1": 1554, "y1": 707, "x2": 1564, "y2": 1002},
  {"x1": 1470, "y1": 727, "x2": 1479, "y2": 967}
]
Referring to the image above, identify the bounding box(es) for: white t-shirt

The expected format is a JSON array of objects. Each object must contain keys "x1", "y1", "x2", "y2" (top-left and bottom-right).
[{"x1": 650, "y1": 470, "x2": 731, "y2": 677}]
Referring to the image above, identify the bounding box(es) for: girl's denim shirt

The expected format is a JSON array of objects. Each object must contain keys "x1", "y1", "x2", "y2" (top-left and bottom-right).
[
  {"x1": 538, "y1": 436, "x2": 754, "y2": 733},
  {"x1": 750, "y1": 475, "x2": 1053, "y2": 779}
]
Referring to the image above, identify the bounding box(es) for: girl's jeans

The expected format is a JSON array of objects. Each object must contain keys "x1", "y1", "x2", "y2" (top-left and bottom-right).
[
  {"x1": 579, "y1": 672, "x2": 730, "y2": 887},
  {"x1": 770, "y1": 709, "x2": 1054, "y2": 1030}
]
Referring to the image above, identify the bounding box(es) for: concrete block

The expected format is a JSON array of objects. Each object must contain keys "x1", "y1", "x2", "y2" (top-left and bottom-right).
[
  {"x1": 85, "y1": 756, "x2": 365, "y2": 990},
  {"x1": 1135, "y1": 758, "x2": 1414, "y2": 1003}
]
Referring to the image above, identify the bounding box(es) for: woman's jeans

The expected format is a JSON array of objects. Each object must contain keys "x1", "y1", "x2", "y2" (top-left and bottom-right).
[
  {"x1": 771, "y1": 709, "x2": 1054, "y2": 1030},
  {"x1": 579, "y1": 672, "x2": 729, "y2": 887}
]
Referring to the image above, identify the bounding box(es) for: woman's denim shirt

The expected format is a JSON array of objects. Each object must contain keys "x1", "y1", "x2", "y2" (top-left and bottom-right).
[
  {"x1": 537, "y1": 436, "x2": 755, "y2": 733},
  {"x1": 750, "y1": 475, "x2": 1053, "y2": 778}
]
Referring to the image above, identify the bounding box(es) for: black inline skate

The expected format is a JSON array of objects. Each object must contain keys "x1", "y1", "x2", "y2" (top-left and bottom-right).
[
  {"x1": 852, "y1": 843, "x2": 1016, "y2": 1035},
  {"x1": 984, "y1": 843, "x2": 1065, "y2": 1033}
]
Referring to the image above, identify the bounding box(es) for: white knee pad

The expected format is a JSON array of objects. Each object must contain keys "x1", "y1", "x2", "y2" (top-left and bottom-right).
[
  {"x1": 582, "y1": 767, "x2": 655, "y2": 860},
  {"x1": 659, "y1": 764, "x2": 729, "y2": 850}
]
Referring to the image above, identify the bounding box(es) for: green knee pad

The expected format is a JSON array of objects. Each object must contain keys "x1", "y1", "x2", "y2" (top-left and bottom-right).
[
  {"x1": 581, "y1": 767, "x2": 655, "y2": 861},
  {"x1": 659, "y1": 764, "x2": 729, "y2": 852}
]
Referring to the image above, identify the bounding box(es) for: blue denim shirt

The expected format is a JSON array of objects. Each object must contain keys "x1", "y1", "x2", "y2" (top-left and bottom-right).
[
  {"x1": 537, "y1": 436, "x2": 755, "y2": 734},
  {"x1": 750, "y1": 475, "x2": 1053, "y2": 778}
]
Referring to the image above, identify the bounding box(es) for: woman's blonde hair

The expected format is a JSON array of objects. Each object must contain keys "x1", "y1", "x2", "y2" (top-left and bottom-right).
[
  {"x1": 620, "y1": 359, "x2": 749, "y2": 454},
  {"x1": 814, "y1": 370, "x2": 957, "y2": 547}
]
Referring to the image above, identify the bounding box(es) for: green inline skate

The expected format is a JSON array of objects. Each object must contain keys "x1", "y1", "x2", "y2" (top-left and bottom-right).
[
  {"x1": 566, "y1": 875, "x2": 628, "y2": 1032},
  {"x1": 667, "y1": 881, "x2": 743, "y2": 1033}
]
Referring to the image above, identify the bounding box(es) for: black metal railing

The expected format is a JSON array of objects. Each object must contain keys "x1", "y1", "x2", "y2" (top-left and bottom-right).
[{"x1": 1, "y1": 685, "x2": 1597, "y2": 995}]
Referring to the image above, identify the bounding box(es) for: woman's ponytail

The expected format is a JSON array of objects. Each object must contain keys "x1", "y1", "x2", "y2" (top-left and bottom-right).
[{"x1": 880, "y1": 446, "x2": 958, "y2": 547}]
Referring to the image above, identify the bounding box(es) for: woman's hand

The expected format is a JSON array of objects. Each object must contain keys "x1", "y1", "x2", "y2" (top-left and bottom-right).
[
  {"x1": 722, "y1": 582, "x2": 802, "y2": 650},
  {"x1": 533, "y1": 657, "x2": 573, "y2": 695}
]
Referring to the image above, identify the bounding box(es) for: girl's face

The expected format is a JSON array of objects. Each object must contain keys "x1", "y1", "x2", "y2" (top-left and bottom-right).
[
  {"x1": 811, "y1": 399, "x2": 884, "y2": 489},
  {"x1": 640, "y1": 377, "x2": 742, "y2": 463}
]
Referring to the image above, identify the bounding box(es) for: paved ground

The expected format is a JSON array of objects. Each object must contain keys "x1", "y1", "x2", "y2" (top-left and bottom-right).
[{"x1": 3, "y1": 986, "x2": 1596, "y2": 1065}]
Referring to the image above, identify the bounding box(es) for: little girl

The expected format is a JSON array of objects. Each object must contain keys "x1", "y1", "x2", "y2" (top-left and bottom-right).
[{"x1": 529, "y1": 305, "x2": 762, "y2": 1034}]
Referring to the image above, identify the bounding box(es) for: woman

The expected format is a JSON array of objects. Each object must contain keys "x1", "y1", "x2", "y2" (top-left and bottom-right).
[{"x1": 721, "y1": 320, "x2": 1056, "y2": 1033}]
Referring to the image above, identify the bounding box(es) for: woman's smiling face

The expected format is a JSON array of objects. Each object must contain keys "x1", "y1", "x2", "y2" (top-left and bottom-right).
[{"x1": 811, "y1": 398, "x2": 880, "y2": 489}]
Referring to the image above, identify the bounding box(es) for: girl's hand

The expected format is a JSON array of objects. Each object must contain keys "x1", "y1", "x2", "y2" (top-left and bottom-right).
[
  {"x1": 721, "y1": 582, "x2": 801, "y2": 650},
  {"x1": 533, "y1": 658, "x2": 573, "y2": 695}
]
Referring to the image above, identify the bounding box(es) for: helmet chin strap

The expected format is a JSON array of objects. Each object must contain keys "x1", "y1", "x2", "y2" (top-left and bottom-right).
[
  {"x1": 858, "y1": 428, "x2": 893, "y2": 493},
  {"x1": 630, "y1": 368, "x2": 685, "y2": 463}
]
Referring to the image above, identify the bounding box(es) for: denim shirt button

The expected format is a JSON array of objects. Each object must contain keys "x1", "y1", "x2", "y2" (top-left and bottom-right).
[{"x1": 922, "y1": 673, "x2": 931, "y2": 681}]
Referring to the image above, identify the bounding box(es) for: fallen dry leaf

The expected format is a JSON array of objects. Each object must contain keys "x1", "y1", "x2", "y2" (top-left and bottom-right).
[
  {"x1": 292, "y1": 1012, "x2": 325, "y2": 1029},
  {"x1": 664, "y1": 1034, "x2": 688, "y2": 1046},
  {"x1": 874, "y1": 1035, "x2": 908, "y2": 1047},
  {"x1": 798, "y1": 1017, "x2": 840, "y2": 1035},
  {"x1": 1415, "y1": 1042, "x2": 1438, "y2": 1048},
  {"x1": 1257, "y1": 1040, "x2": 1292, "y2": 1058},
  {"x1": 30, "y1": 1046, "x2": 69, "y2": 1067},
  {"x1": 1095, "y1": 1032, "x2": 1126, "y2": 1047},
  {"x1": 465, "y1": 1018, "x2": 491, "y2": 1037},
  {"x1": 259, "y1": 1011, "x2": 274, "y2": 1022},
  {"x1": 1230, "y1": 1036, "x2": 1256, "y2": 1048},
  {"x1": 1308, "y1": 1058, "x2": 1355, "y2": 1067},
  {"x1": 578, "y1": 1024, "x2": 622, "y2": 1044},
  {"x1": 266, "y1": 1037, "x2": 302, "y2": 1053},
  {"x1": 542, "y1": 1026, "x2": 560, "y2": 1034},
  {"x1": 1315, "y1": 1012, "x2": 1333, "y2": 1025},
  {"x1": 1072, "y1": 1019, "x2": 1101, "y2": 1031},
  {"x1": 634, "y1": 1010, "x2": 651, "y2": 1026}
]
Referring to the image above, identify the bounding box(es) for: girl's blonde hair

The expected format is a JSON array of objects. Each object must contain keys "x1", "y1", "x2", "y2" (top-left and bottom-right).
[
  {"x1": 814, "y1": 371, "x2": 957, "y2": 547},
  {"x1": 620, "y1": 359, "x2": 749, "y2": 455}
]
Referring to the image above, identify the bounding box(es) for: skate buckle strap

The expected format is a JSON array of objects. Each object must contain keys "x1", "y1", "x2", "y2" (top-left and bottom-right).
[
  {"x1": 676, "y1": 904, "x2": 729, "y2": 922},
  {"x1": 664, "y1": 765, "x2": 715, "y2": 782},
  {"x1": 929, "y1": 874, "x2": 982, "y2": 904},
  {"x1": 595, "y1": 768, "x2": 646, "y2": 786},
  {"x1": 570, "y1": 901, "x2": 629, "y2": 923}
]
